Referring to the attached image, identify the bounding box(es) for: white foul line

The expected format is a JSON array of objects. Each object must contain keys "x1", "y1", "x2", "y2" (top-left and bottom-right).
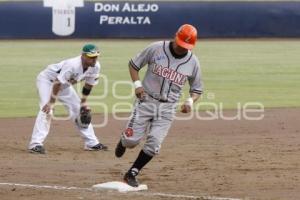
[
  {"x1": 0, "y1": 182, "x2": 242, "y2": 200},
  {"x1": 147, "y1": 192, "x2": 242, "y2": 200},
  {"x1": 0, "y1": 182, "x2": 91, "y2": 191}
]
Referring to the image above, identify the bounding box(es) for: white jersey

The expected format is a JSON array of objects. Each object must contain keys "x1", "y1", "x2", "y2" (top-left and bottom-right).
[
  {"x1": 29, "y1": 55, "x2": 101, "y2": 150},
  {"x1": 39, "y1": 56, "x2": 100, "y2": 88}
]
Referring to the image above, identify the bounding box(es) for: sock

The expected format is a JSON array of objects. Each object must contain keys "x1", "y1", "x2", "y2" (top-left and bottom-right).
[{"x1": 129, "y1": 150, "x2": 153, "y2": 175}]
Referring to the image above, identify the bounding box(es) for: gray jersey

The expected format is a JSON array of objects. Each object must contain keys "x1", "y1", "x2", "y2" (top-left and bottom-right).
[{"x1": 130, "y1": 41, "x2": 203, "y2": 103}]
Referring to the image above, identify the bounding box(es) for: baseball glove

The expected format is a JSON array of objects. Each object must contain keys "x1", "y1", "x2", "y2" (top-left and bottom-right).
[{"x1": 76, "y1": 106, "x2": 92, "y2": 128}]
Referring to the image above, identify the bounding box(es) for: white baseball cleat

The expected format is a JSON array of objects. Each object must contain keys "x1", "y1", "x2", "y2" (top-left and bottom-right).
[
  {"x1": 29, "y1": 145, "x2": 46, "y2": 154},
  {"x1": 84, "y1": 143, "x2": 108, "y2": 151}
]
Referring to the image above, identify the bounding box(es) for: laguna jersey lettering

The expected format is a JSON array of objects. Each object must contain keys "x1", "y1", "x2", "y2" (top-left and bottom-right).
[
  {"x1": 130, "y1": 41, "x2": 203, "y2": 103},
  {"x1": 152, "y1": 64, "x2": 186, "y2": 86}
]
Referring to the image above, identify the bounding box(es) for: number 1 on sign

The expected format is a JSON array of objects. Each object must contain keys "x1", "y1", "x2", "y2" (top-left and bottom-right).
[{"x1": 67, "y1": 17, "x2": 71, "y2": 27}]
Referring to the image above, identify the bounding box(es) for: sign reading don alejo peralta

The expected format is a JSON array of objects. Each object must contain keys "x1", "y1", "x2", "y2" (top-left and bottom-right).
[
  {"x1": 94, "y1": 2, "x2": 159, "y2": 25},
  {"x1": 0, "y1": 1, "x2": 300, "y2": 38},
  {"x1": 43, "y1": 0, "x2": 160, "y2": 37}
]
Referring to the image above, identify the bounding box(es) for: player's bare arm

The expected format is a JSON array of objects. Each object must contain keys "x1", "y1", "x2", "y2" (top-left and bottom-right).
[
  {"x1": 42, "y1": 79, "x2": 61, "y2": 114},
  {"x1": 81, "y1": 83, "x2": 93, "y2": 107},
  {"x1": 181, "y1": 92, "x2": 200, "y2": 113},
  {"x1": 129, "y1": 64, "x2": 145, "y2": 100}
]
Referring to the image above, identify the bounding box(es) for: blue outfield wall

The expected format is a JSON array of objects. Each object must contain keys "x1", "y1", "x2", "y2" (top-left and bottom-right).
[{"x1": 0, "y1": 1, "x2": 300, "y2": 38}]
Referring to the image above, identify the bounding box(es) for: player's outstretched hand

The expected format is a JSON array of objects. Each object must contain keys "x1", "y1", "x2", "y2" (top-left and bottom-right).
[
  {"x1": 181, "y1": 104, "x2": 191, "y2": 113},
  {"x1": 135, "y1": 87, "x2": 146, "y2": 101},
  {"x1": 42, "y1": 103, "x2": 54, "y2": 114}
]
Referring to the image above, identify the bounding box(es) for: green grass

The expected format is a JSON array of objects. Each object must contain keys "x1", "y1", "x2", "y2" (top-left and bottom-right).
[
  {"x1": 0, "y1": 39, "x2": 300, "y2": 118},
  {"x1": 199, "y1": 39, "x2": 300, "y2": 108}
]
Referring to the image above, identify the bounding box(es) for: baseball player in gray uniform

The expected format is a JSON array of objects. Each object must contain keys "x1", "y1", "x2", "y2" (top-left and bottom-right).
[
  {"x1": 28, "y1": 44, "x2": 107, "y2": 154},
  {"x1": 115, "y1": 24, "x2": 203, "y2": 187}
]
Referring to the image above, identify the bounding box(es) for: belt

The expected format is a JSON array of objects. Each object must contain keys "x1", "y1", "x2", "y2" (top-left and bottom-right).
[{"x1": 147, "y1": 94, "x2": 168, "y2": 103}]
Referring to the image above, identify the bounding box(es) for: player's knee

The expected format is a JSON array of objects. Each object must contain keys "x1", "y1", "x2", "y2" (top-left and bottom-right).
[
  {"x1": 69, "y1": 107, "x2": 81, "y2": 121},
  {"x1": 142, "y1": 145, "x2": 160, "y2": 157},
  {"x1": 121, "y1": 129, "x2": 142, "y2": 148},
  {"x1": 121, "y1": 134, "x2": 140, "y2": 148},
  {"x1": 121, "y1": 138, "x2": 139, "y2": 148},
  {"x1": 143, "y1": 137, "x2": 162, "y2": 156}
]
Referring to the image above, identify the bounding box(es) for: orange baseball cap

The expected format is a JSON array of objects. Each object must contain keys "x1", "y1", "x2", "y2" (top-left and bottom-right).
[{"x1": 175, "y1": 24, "x2": 198, "y2": 50}]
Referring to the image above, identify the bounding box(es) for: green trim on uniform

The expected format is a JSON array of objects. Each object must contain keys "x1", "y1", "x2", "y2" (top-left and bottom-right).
[{"x1": 82, "y1": 44, "x2": 100, "y2": 57}]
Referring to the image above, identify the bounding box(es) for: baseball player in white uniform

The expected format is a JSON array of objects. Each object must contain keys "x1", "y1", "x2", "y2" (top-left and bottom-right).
[
  {"x1": 28, "y1": 44, "x2": 107, "y2": 154},
  {"x1": 115, "y1": 24, "x2": 203, "y2": 187}
]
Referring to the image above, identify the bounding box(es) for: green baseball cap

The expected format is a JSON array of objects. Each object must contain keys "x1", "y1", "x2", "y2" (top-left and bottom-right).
[{"x1": 82, "y1": 44, "x2": 100, "y2": 57}]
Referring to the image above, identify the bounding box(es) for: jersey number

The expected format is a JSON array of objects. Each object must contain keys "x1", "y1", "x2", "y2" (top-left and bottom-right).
[{"x1": 67, "y1": 17, "x2": 71, "y2": 27}]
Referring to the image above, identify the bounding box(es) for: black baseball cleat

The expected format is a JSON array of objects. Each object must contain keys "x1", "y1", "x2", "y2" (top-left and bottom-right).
[
  {"x1": 85, "y1": 143, "x2": 108, "y2": 151},
  {"x1": 124, "y1": 169, "x2": 139, "y2": 187},
  {"x1": 29, "y1": 145, "x2": 46, "y2": 154},
  {"x1": 115, "y1": 140, "x2": 126, "y2": 158}
]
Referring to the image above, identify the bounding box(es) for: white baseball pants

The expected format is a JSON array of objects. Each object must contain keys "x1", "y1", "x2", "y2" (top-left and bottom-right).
[{"x1": 28, "y1": 74, "x2": 99, "y2": 149}]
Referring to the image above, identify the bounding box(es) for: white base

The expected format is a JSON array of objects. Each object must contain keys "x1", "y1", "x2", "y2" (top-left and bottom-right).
[{"x1": 92, "y1": 181, "x2": 148, "y2": 192}]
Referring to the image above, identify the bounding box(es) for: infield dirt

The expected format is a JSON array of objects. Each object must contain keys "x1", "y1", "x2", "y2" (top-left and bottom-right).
[{"x1": 0, "y1": 108, "x2": 299, "y2": 200}]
